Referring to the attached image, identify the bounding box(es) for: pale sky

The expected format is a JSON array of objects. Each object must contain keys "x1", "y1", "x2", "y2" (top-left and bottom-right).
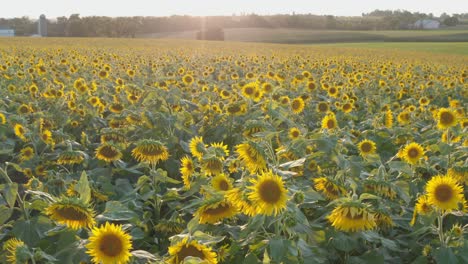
[{"x1": 1, "y1": 0, "x2": 467, "y2": 19}]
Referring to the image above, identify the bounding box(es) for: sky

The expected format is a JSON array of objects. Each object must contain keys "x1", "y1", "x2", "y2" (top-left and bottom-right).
[{"x1": 1, "y1": 0, "x2": 467, "y2": 19}]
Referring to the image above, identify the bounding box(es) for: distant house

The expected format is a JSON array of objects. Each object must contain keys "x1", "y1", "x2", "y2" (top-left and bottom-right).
[
  {"x1": 414, "y1": 19, "x2": 440, "y2": 29},
  {"x1": 0, "y1": 26, "x2": 14, "y2": 37}
]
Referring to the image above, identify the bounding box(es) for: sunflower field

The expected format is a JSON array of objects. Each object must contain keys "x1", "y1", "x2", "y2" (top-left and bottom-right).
[{"x1": 0, "y1": 38, "x2": 467, "y2": 264}]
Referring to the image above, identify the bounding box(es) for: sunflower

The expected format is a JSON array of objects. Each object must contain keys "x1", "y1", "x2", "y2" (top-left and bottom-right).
[
  {"x1": 398, "y1": 142, "x2": 425, "y2": 165},
  {"x1": 189, "y1": 136, "x2": 207, "y2": 161},
  {"x1": 328, "y1": 201, "x2": 376, "y2": 232},
  {"x1": 316, "y1": 102, "x2": 329, "y2": 113},
  {"x1": 41, "y1": 129, "x2": 53, "y2": 144},
  {"x1": 14, "y1": 123, "x2": 27, "y2": 141},
  {"x1": 225, "y1": 188, "x2": 257, "y2": 216},
  {"x1": 385, "y1": 109, "x2": 393, "y2": 128},
  {"x1": 426, "y1": 175, "x2": 464, "y2": 211},
  {"x1": 109, "y1": 103, "x2": 124, "y2": 114},
  {"x1": 196, "y1": 200, "x2": 238, "y2": 224},
  {"x1": 180, "y1": 156, "x2": 195, "y2": 189},
  {"x1": 86, "y1": 222, "x2": 133, "y2": 264},
  {"x1": 321, "y1": 112, "x2": 338, "y2": 130},
  {"x1": 131, "y1": 139, "x2": 169, "y2": 165},
  {"x1": 288, "y1": 127, "x2": 301, "y2": 140},
  {"x1": 313, "y1": 177, "x2": 346, "y2": 200},
  {"x1": 241, "y1": 82, "x2": 258, "y2": 99},
  {"x1": 410, "y1": 195, "x2": 433, "y2": 226},
  {"x1": 45, "y1": 197, "x2": 95, "y2": 229},
  {"x1": 57, "y1": 150, "x2": 85, "y2": 165},
  {"x1": 168, "y1": 237, "x2": 217, "y2": 264},
  {"x1": 209, "y1": 142, "x2": 229, "y2": 159},
  {"x1": 247, "y1": 171, "x2": 288, "y2": 216},
  {"x1": 17, "y1": 104, "x2": 31, "y2": 115},
  {"x1": 3, "y1": 238, "x2": 28, "y2": 264},
  {"x1": 357, "y1": 139, "x2": 377, "y2": 157},
  {"x1": 95, "y1": 143, "x2": 122, "y2": 163},
  {"x1": 341, "y1": 102, "x2": 353, "y2": 113},
  {"x1": 182, "y1": 74, "x2": 194, "y2": 85},
  {"x1": 447, "y1": 167, "x2": 468, "y2": 185},
  {"x1": 436, "y1": 108, "x2": 458, "y2": 129},
  {"x1": 291, "y1": 97, "x2": 305, "y2": 114},
  {"x1": 397, "y1": 111, "x2": 411, "y2": 125},
  {"x1": 19, "y1": 146, "x2": 34, "y2": 162},
  {"x1": 374, "y1": 211, "x2": 394, "y2": 229},
  {"x1": 235, "y1": 142, "x2": 267, "y2": 173},
  {"x1": 0, "y1": 112, "x2": 6, "y2": 124},
  {"x1": 211, "y1": 173, "x2": 233, "y2": 192},
  {"x1": 201, "y1": 157, "x2": 224, "y2": 176}
]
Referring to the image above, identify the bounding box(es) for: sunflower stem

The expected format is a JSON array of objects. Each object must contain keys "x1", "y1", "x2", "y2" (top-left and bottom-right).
[
  {"x1": 446, "y1": 129, "x2": 451, "y2": 167},
  {"x1": 437, "y1": 213, "x2": 446, "y2": 247}
]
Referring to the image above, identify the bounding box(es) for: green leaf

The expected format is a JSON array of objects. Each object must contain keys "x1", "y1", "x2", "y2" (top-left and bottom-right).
[
  {"x1": 97, "y1": 201, "x2": 138, "y2": 221},
  {"x1": 3, "y1": 182, "x2": 18, "y2": 208},
  {"x1": 359, "y1": 193, "x2": 381, "y2": 201},
  {"x1": 243, "y1": 253, "x2": 260, "y2": 264},
  {"x1": 0, "y1": 205, "x2": 13, "y2": 225},
  {"x1": 433, "y1": 247, "x2": 459, "y2": 264},
  {"x1": 76, "y1": 171, "x2": 91, "y2": 204},
  {"x1": 12, "y1": 216, "x2": 52, "y2": 246},
  {"x1": 269, "y1": 238, "x2": 286, "y2": 262},
  {"x1": 331, "y1": 233, "x2": 357, "y2": 252},
  {"x1": 131, "y1": 250, "x2": 159, "y2": 261}
]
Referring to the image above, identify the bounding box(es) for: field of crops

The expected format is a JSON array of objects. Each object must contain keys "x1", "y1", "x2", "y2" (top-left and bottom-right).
[{"x1": 0, "y1": 38, "x2": 467, "y2": 264}]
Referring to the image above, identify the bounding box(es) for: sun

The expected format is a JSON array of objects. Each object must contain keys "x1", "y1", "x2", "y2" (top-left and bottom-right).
[{"x1": 86, "y1": 222, "x2": 133, "y2": 264}]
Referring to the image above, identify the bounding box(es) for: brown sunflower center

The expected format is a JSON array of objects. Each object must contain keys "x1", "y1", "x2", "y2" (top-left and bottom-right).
[
  {"x1": 434, "y1": 184, "x2": 453, "y2": 202},
  {"x1": 204, "y1": 204, "x2": 230, "y2": 215},
  {"x1": 258, "y1": 180, "x2": 281, "y2": 204},
  {"x1": 325, "y1": 182, "x2": 339, "y2": 196},
  {"x1": 99, "y1": 146, "x2": 120, "y2": 158},
  {"x1": 360, "y1": 142, "x2": 372, "y2": 153},
  {"x1": 327, "y1": 119, "x2": 335, "y2": 129},
  {"x1": 177, "y1": 245, "x2": 205, "y2": 262},
  {"x1": 244, "y1": 87, "x2": 254, "y2": 95},
  {"x1": 292, "y1": 100, "x2": 301, "y2": 110},
  {"x1": 440, "y1": 112, "x2": 454, "y2": 125},
  {"x1": 291, "y1": 130, "x2": 300, "y2": 138},
  {"x1": 139, "y1": 146, "x2": 165, "y2": 156},
  {"x1": 318, "y1": 103, "x2": 328, "y2": 112},
  {"x1": 407, "y1": 148, "x2": 420, "y2": 158},
  {"x1": 218, "y1": 180, "x2": 230, "y2": 191},
  {"x1": 99, "y1": 234, "x2": 123, "y2": 257},
  {"x1": 55, "y1": 206, "x2": 88, "y2": 221}
]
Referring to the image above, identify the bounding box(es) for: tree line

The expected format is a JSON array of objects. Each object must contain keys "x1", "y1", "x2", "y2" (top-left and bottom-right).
[{"x1": 1, "y1": 10, "x2": 466, "y2": 37}]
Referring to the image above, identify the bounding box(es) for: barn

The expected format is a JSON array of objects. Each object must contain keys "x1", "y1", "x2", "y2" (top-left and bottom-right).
[{"x1": 0, "y1": 26, "x2": 15, "y2": 37}]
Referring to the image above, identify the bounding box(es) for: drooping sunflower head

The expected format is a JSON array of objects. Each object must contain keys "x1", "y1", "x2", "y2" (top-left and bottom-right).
[
  {"x1": 45, "y1": 197, "x2": 95, "y2": 230},
  {"x1": 168, "y1": 237, "x2": 218, "y2": 264},
  {"x1": 0, "y1": 112, "x2": 6, "y2": 125},
  {"x1": 86, "y1": 222, "x2": 133, "y2": 264},
  {"x1": 195, "y1": 200, "x2": 238, "y2": 224},
  {"x1": 189, "y1": 136, "x2": 207, "y2": 161},
  {"x1": 425, "y1": 175, "x2": 464, "y2": 211},
  {"x1": 201, "y1": 157, "x2": 224, "y2": 176},
  {"x1": 357, "y1": 139, "x2": 377, "y2": 157},
  {"x1": 247, "y1": 170, "x2": 288, "y2": 216},
  {"x1": 95, "y1": 143, "x2": 122, "y2": 163},
  {"x1": 235, "y1": 141, "x2": 267, "y2": 173},
  {"x1": 327, "y1": 201, "x2": 376, "y2": 232},
  {"x1": 384, "y1": 109, "x2": 393, "y2": 128},
  {"x1": 398, "y1": 142, "x2": 425, "y2": 165},
  {"x1": 313, "y1": 177, "x2": 346, "y2": 200},
  {"x1": 436, "y1": 108, "x2": 458, "y2": 129},
  {"x1": 374, "y1": 211, "x2": 394, "y2": 229},
  {"x1": 3, "y1": 238, "x2": 29, "y2": 264},
  {"x1": 131, "y1": 139, "x2": 170, "y2": 165},
  {"x1": 211, "y1": 173, "x2": 233, "y2": 192},
  {"x1": 57, "y1": 150, "x2": 85, "y2": 165},
  {"x1": 447, "y1": 167, "x2": 468, "y2": 185}
]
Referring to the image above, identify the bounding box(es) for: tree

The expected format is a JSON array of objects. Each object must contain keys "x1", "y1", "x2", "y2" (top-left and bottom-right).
[{"x1": 443, "y1": 16, "x2": 459, "y2": 27}]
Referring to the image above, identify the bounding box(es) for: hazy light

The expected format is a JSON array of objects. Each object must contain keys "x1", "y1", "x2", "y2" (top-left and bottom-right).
[{"x1": 1, "y1": 0, "x2": 466, "y2": 18}]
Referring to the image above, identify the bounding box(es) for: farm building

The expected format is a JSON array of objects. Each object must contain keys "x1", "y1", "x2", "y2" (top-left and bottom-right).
[
  {"x1": 0, "y1": 26, "x2": 14, "y2": 37},
  {"x1": 414, "y1": 19, "x2": 440, "y2": 29},
  {"x1": 38, "y1": 14, "x2": 48, "y2": 37}
]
